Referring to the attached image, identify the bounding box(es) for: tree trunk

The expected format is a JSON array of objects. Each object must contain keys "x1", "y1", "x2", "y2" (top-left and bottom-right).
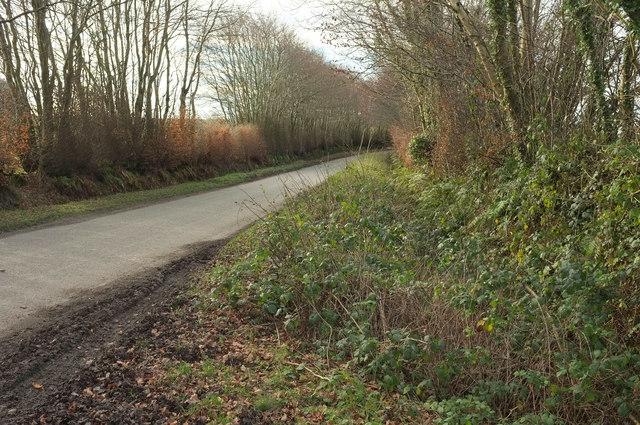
[
  {"x1": 32, "y1": 0, "x2": 56, "y2": 173},
  {"x1": 619, "y1": 39, "x2": 636, "y2": 141}
]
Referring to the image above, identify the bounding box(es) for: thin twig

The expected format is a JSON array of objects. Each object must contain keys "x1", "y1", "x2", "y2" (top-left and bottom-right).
[
  {"x1": 284, "y1": 361, "x2": 332, "y2": 382},
  {"x1": 331, "y1": 292, "x2": 364, "y2": 334},
  {"x1": 525, "y1": 284, "x2": 565, "y2": 375}
]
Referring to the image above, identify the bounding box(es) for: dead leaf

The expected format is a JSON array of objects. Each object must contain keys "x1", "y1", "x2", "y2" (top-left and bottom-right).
[
  {"x1": 32, "y1": 382, "x2": 44, "y2": 389},
  {"x1": 68, "y1": 401, "x2": 77, "y2": 413}
]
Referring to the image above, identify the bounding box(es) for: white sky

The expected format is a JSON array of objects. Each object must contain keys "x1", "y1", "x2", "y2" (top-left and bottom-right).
[
  {"x1": 233, "y1": 0, "x2": 358, "y2": 68},
  {"x1": 235, "y1": 0, "x2": 320, "y2": 43},
  {"x1": 244, "y1": 1, "x2": 321, "y2": 43}
]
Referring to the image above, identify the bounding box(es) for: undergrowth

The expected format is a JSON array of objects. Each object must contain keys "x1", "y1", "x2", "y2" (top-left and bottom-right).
[{"x1": 208, "y1": 144, "x2": 640, "y2": 424}]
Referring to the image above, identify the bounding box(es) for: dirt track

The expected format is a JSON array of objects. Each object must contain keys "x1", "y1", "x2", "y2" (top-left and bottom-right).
[{"x1": 0, "y1": 239, "x2": 226, "y2": 423}]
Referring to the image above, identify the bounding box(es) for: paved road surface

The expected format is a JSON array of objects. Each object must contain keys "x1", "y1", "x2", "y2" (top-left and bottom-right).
[{"x1": 0, "y1": 157, "x2": 354, "y2": 334}]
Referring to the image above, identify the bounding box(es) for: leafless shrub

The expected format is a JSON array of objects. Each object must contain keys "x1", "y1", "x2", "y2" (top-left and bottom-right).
[{"x1": 232, "y1": 124, "x2": 268, "y2": 166}]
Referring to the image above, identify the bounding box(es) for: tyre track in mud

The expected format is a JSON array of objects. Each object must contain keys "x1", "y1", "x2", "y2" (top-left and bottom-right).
[{"x1": 0, "y1": 239, "x2": 226, "y2": 423}]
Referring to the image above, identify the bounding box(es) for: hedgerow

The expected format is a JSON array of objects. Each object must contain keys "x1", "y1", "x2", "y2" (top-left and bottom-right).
[{"x1": 209, "y1": 143, "x2": 640, "y2": 424}]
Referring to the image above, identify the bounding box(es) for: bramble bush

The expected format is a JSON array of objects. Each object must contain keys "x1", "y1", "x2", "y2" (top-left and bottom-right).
[{"x1": 209, "y1": 144, "x2": 640, "y2": 424}]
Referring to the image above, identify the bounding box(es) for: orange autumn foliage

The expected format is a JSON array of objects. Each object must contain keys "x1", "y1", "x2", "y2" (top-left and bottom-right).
[
  {"x1": 199, "y1": 120, "x2": 235, "y2": 165},
  {"x1": 165, "y1": 117, "x2": 197, "y2": 166},
  {"x1": 232, "y1": 124, "x2": 268, "y2": 165},
  {"x1": 160, "y1": 118, "x2": 269, "y2": 169},
  {"x1": 390, "y1": 126, "x2": 413, "y2": 167},
  {"x1": 0, "y1": 90, "x2": 30, "y2": 175}
]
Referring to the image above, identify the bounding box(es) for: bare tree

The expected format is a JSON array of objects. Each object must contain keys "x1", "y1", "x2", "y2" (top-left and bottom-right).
[
  {"x1": 204, "y1": 11, "x2": 375, "y2": 154},
  {"x1": 0, "y1": 0, "x2": 236, "y2": 172},
  {"x1": 318, "y1": 0, "x2": 638, "y2": 161}
]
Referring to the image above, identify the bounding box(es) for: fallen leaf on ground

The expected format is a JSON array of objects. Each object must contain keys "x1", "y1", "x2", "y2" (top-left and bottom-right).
[{"x1": 32, "y1": 382, "x2": 44, "y2": 389}]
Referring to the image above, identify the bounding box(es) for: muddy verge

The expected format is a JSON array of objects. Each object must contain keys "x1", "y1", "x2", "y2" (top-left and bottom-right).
[{"x1": 0, "y1": 239, "x2": 227, "y2": 424}]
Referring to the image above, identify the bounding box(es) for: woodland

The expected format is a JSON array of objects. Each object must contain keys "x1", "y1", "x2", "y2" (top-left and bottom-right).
[{"x1": 0, "y1": 0, "x2": 384, "y2": 197}]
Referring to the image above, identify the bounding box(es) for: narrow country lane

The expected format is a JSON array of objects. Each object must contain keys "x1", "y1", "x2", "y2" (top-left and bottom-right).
[{"x1": 0, "y1": 157, "x2": 354, "y2": 334}]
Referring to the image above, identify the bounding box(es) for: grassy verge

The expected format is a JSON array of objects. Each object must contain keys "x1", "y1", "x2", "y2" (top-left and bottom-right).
[
  {"x1": 184, "y1": 146, "x2": 640, "y2": 424},
  {"x1": 141, "y1": 277, "x2": 427, "y2": 424},
  {"x1": 0, "y1": 155, "x2": 343, "y2": 234}
]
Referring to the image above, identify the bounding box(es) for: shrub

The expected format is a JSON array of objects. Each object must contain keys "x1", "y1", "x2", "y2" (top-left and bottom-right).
[
  {"x1": 0, "y1": 90, "x2": 30, "y2": 176},
  {"x1": 165, "y1": 117, "x2": 197, "y2": 166},
  {"x1": 408, "y1": 133, "x2": 434, "y2": 165},
  {"x1": 139, "y1": 120, "x2": 170, "y2": 168},
  {"x1": 428, "y1": 92, "x2": 469, "y2": 173},
  {"x1": 232, "y1": 124, "x2": 268, "y2": 165},
  {"x1": 390, "y1": 126, "x2": 412, "y2": 166},
  {"x1": 198, "y1": 120, "x2": 235, "y2": 168}
]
